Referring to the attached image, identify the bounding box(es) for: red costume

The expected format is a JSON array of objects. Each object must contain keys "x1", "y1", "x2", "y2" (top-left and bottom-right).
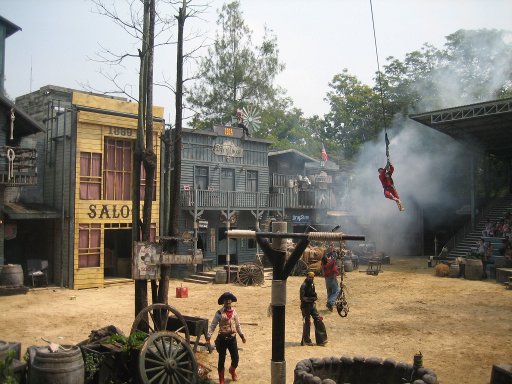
[{"x1": 378, "y1": 162, "x2": 404, "y2": 211}]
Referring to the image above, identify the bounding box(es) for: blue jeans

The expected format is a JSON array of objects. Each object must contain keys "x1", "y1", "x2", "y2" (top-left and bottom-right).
[{"x1": 325, "y1": 277, "x2": 340, "y2": 306}]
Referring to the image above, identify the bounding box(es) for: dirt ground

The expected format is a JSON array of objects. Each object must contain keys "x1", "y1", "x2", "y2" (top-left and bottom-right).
[{"x1": 1, "y1": 256, "x2": 511, "y2": 384}]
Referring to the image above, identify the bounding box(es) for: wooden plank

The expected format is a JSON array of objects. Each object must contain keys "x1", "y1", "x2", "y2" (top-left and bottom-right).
[{"x1": 161, "y1": 253, "x2": 204, "y2": 265}]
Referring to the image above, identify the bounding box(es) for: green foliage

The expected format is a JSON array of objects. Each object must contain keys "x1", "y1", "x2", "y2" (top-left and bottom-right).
[
  {"x1": 0, "y1": 350, "x2": 17, "y2": 384},
  {"x1": 187, "y1": 1, "x2": 285, "y2": 129},
  {"x1": 322, "y1": 28, "x2": 512, "y2": 160},
  {"x1": 83, "y1": 350, "x2": 104, "y2": 383},
  {"x1": 104, "y1": 331, "x2": 147, "y2": 351},
  {"x1": 321, "y1": 70, "x2": 382, "y2": 159}
]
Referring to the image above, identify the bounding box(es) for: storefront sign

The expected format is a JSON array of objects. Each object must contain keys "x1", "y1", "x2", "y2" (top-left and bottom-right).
[
  {"x1": 213, "y1": 141, "x2": 243, "y2": 157},
  {"x1": 161, "y1": 252, "x2": 204, "y2": 265},
  {"x1": 88, "y1": 204, "x2": 130, "y2": 219},
  {"x1": 198, "y1": 220, "x2": 208, "y2": 228},
  {"x1": 292, "y1": 214, "x2": 310, "y2": 224}
]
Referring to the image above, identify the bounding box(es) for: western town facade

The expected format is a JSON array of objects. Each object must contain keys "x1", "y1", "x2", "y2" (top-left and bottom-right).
[
  {"x1": 8, "y1": 85, "x2": 349, "y2": 288},
  {"x1": 14, "y1": 87, "x2": 163, "y2": 289}
]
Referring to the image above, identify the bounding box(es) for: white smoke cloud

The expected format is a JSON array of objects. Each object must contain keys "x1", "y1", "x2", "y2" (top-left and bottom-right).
[{"x1": 338, "y1": 29, "x2": 512, "y2": 256}]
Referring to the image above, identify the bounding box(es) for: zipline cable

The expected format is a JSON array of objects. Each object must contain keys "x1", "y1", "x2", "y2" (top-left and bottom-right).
[{"x1": 369, "y1": 0, "x2": 390, "y2": 159}]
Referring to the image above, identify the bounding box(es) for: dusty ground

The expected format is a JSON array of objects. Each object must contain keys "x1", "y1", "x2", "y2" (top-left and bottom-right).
[{"x1": 1, "y1": 257, "x2": 511, "y2": 384}]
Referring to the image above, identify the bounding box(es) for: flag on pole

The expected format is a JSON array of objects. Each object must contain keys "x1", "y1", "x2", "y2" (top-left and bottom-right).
[{"x1": 321, "y1": 144, "x2": 328, "y2": 162}]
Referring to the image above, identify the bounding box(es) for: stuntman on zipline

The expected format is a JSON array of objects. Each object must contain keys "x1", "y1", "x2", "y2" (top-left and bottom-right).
[{"x1": 378, "y1": 158, "x2": 404, "y2": 211}]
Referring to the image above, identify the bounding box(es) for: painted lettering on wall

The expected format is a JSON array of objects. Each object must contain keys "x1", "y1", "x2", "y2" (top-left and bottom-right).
[
  {"x1": 213, "y1": 141, "x2": 243, "y2": 157},
  {"x1": 88, "y1": 204, "x2": 131, "y2": 219},
  {"x1": 108, "y1": 127, "x2": 133, "y2": 137}
]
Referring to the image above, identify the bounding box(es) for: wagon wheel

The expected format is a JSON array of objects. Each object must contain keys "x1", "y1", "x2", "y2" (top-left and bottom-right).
[
  {"x1": 290, "y1": 259, "x2": 308, "y2": 276},
  {"x1": 237, "y1": 262, "x2": 264, "y2": 286},
  {"x1": 131, "y1": 303, "x2": 190, "y2": 344},
  {"x1": 138, "y1": 331, "x2": 197, "y2": 384}
]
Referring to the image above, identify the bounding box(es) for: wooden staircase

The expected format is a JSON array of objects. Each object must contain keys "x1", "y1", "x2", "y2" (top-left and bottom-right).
[
  {"x1": 183, "y1": 270, "x2": 217, "y2": 285},
  {"x1": 184, "y1": 266, "x2": 273, "y2": 284},
  {"x1": 447, "y1": 194, "x2": 512, "y2": 259}
]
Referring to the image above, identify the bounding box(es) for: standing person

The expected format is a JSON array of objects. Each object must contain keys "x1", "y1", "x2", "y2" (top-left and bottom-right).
[
  {"x1": 321, "y1": 243, "x2": 340, "y2": 312},
  {"x1": 483, "y1": 242, "x2": 493, "y2": 279},
  {"x1": 300, "y1": 272, "x2": 328, "y2": 346},
  {"x1": 378, "y1": 160, "x2": 404, "y2": 211},
  {"x1": 206, "y1": 292, "x2": 246, "y2": 384}
]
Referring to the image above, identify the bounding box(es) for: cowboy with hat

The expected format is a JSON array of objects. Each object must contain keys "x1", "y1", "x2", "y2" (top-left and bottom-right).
[
  {"x1": 300, "y1": 272, "x2": 328, "y2": 346},
  {"x1": 206, "y1": 292, "x2": 246, "y2": 384}
]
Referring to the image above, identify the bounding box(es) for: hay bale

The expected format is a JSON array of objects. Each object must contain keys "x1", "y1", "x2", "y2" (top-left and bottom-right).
[{"x1": 434, "y1": 263, "x2": 449, "y2": 277}]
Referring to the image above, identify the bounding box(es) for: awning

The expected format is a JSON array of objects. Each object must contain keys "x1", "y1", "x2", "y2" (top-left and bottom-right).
[{"x1": 3, "y1": 202, "x2": 60, "y2": 220}]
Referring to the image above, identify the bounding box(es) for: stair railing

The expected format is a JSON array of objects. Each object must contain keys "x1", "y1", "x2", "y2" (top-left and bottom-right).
[{"x1": 443, "y1": 196, "x2": 507, "y2": 255}]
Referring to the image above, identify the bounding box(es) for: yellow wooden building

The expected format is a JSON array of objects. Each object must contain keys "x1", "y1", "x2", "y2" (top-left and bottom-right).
[{"x1": 15, "y1": 86, "x2": 164, "y2": 289}]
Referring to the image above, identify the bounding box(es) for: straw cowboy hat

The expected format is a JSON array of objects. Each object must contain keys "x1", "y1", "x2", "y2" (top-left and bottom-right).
[{"x1": 218, "y1": 292, "x2": 237, "y2": 305}]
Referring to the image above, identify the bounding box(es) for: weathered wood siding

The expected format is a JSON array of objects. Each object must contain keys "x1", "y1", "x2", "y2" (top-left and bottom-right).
[
  {"x1": 72, "y1": 92, "x2": 163, "y2": 289},
  {"x1": 181, "y1": 130, "x2": 269, "y2": 194}
]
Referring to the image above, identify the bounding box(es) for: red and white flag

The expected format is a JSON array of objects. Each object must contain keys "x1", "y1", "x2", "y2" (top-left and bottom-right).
[{"x1": 321, "y1": 144, "x2": 328, "y2": 162}]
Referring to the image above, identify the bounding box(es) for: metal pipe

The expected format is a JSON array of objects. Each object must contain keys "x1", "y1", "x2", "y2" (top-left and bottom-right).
[
  {"x1": 60, "y1": 105, "x2": 66, "y2": 288},
  {"x1": 227, "y1": 230, "x2": 365, "y2": 241}
]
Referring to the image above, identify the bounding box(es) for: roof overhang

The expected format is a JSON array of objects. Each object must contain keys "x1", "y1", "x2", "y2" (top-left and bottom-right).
[
  {"x1": 0, "y1": 16, "x2": 21, "y2": 38},
  {"x1": 409, "y1": 97, "x2": 512, "y2": 159},
  {"x1": 3, "y1": 202, "x2": 60, "y2": 220},
  {"x1": 268, "y1": 148, "x2": 319, "y2": 163},
  {"x1": 1, "y1": 94, "x2": 44, "y2": 136}
]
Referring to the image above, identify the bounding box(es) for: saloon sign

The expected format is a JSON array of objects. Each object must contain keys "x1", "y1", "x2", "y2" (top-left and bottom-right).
[
  {"x1": 88, "y1": 204, "x2": 131, "y2": 219},
  {"x1": 213, "y1": 141, "x2": 243, "y2": 157}
]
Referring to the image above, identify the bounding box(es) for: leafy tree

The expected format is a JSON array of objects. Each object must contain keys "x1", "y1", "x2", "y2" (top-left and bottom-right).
[
  {"x1": 323, "y1": 29, "x2": 512, "y2": 161},
  {"x1": 321, "y1": 70, "x2": 382, "y2": 159},
  {"x1": 187, "y1": 1, "x2": 285, "y2": 129}
]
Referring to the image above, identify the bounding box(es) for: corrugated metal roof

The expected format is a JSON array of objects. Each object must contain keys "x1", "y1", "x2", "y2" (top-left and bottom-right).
[{"x1": 409, "y1": 97, "x2": 512, "y2": 158}]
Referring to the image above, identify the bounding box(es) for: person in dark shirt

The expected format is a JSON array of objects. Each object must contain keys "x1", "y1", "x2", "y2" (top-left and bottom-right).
[{"x1": 300, "y1": 272, "x2": 327, "y2": 346}]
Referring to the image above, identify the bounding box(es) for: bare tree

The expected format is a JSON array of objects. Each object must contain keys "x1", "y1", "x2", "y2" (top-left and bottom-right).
[{"x1": 89, "y1": 0, "x2": 209, "y2": 314}]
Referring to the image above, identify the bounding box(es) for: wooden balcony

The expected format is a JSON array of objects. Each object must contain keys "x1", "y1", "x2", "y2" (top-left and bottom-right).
[
  {"x1": 180, "y1": 190, "x2": 284, "y2": 210},
  {"x1": 0, "y1": 146, "x2": 38, "y2": 186},
  {"x1": 272, "y1": 186, "x2": 334, "y2": 209}
]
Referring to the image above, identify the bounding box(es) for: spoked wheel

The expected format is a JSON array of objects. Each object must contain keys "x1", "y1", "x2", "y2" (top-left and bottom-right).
[
  {"x1": 138, "y1": 331, "x2": 197, "y2": 384},
  {"x1": 290, "y1": 259, "x2": 308, "y2": 276},
  {"x1": 237, "y1": 262, "x2": 264, "y2": 286},
  {"x1": 131, "y1": 304, "x2": 190, "y2": 343}
]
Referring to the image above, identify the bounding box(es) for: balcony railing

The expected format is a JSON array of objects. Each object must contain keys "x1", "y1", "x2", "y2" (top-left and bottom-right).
[
  {"x1": 0, "y1": 146, "x2": 38, "y2": 186},
  {"x1": 272, "y1": 186, "x2": 334, "y2": 209},
  {"x1": 181, "y1": 190, "x2": 284, "y2": 210}
]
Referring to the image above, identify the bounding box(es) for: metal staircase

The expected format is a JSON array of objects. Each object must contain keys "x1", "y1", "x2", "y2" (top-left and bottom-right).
[{"x1": 447, "y1": 194, "x2": 512, "y2": 258}]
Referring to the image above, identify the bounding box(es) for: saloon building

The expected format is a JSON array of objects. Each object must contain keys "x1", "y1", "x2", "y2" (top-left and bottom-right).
[{"x1": 15, "y1": 86, "x2": 164, "y2": 289}]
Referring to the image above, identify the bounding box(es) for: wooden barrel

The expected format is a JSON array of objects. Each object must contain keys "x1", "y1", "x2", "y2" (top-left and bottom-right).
[
  {"x1": 465, "y1": 259, "x2": 483, "y2": 280},
  {"x1": 214, "y1": 270, "x2": 227, "y2": 284},
  {"x1": 0, "y1": 264, "x2": 24, "y2": 287},
  {"x1": 448, "y1": 263, "x2": 460, "y2": 278},
  {"x1": 343, "y1": 260, "x2": 354, "y2": 272},
  {"x1": 29, "y1": 345, "x2": 84, "y2": 384}
]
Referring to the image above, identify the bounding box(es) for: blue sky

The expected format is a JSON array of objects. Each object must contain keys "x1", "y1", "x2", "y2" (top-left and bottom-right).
[{"x1": 2, "y1": 0, "x2": 511, "y2": 119}]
